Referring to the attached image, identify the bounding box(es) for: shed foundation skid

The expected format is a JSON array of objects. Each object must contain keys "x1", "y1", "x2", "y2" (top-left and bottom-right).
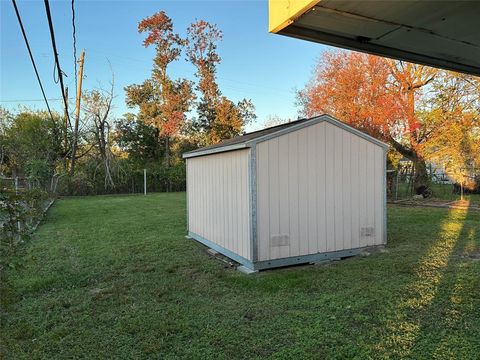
[{"x1": 189, "y1": 231, "x2": 383, "y2": 272}]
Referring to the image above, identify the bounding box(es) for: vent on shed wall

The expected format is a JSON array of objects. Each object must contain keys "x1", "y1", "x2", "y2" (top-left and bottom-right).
[
  {"x1": 270, "y1": 234, "x2": 290, "y2": 247},
  {"x1": 361, "y1": 227, "x2": 375, "y2": 237}
]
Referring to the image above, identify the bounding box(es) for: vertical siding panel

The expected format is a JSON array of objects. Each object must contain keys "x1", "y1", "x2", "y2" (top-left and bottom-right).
[
  {"x1": 246, "y1": 151, "x2": 251, "y2": 257},
  {"x1": 187, "y1": 160, "x2": 192, "y2": 232},
  {"x1": 245, "y1": 152, "x2": 249, "y2": 258},
  {"x1": 278, "y1": 135, "x2": 290, "y2": 259},
  {"x1": 342, "y1": 131, "x2": 352, "y2": 250},
  {"x1": 288, "y1": 132, "x2": 300, "y2": 257},
  {"x1": 257, "y1": 142, "x2": 270, "y2": 261},
  {"x1": 245, "y1": 152, "x2": 250, "y2": 258},
  {"x1": 240, "y1": 153, "x2": 246, "y2": 258},
  {"x1": 228, "y1": 155, "x2": 234, "y2": 252},
  {"x1": 325, "y1": 124, "x2": 335, "y2": 252},
  {"x1": 239, "y1": 153, "x2": 244, "y2": 257},
  {"x1": 359, "y1": 141, "x2": 368, "y2": 247},
  {"x1": 236, "y1": 155, "x2": 243, "y2": 255},
  {"x1": 193, "y1": 159, "x2": 198, "y2": 235},
  {"x1": 198, "y1": 157, "x2": 203, "y2": 237},
  {"x1": 334, "y1": 126, "x2": 344, "y2": 251},
  {"x1": 268, "y1": 138, "x2": 280, "y2": 260},
  {"x1": 218, "y1": 156, "x2": 224, "y2": 248},
  {"x1": 316, "y1": 122, "x2": 327, "y2": 253},
  {"x1": 238, "y1": 152, "x2": 244, "y2": 255},
  {"x1": 205, "y1": 157, "x2": 209, "y2": 242},
  {"x1": 186, "y1": 160, "x2": 191, "y2": 231},
  {"x1": 217, "y1": 157, "x2": 221, "y2": 243},
  {"x1": 205, "y1": 157, "x2": 209, "y2": 241},
  {"x1": 307, "y1": 127, "x2": 318, "y2": 254},
  {"x1": 297, "y1": 129, "x2": 309, "y2": 256},
  {"x1": 227, "y1": 153, "x2": 236, "y2": 251},
  {"x1": 350, "y1": 136, "x2": 360, "y2": 249},
  {"x1": 227, "y1": 152, "x2": 237, "y2": 252},
  {"x1": 224, "y1": 155, "x2": 228, "y2": 250},
  {"x1": 366, "y1": 144, "x2": 375, "y2": 246},
  {"x1": 234, "y1": 153, "x2": 239, "y2": 253},
  {"x1": 193, "y1": 160, "x2": 197, "y2": 234},
  {"x1": 374, "y1": 147, "x2": 383, "y2": 246},
  {"x1": 205, "y1": 157, "x2": 209, "y2": 238},
  {"x1": 217, "y1": 155, "x2": 222, "y2": 245},
  {"x1": 232, "y1": 156, "x2": 240, "y2": 253},
  {"x1": 208, "y1": 157, "x2": 213, "y2": 242}
]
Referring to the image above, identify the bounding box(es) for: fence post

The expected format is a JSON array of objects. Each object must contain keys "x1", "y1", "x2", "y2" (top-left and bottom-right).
[{"x1": 144, "y1": 169, "x2": 147, "y2": 196}]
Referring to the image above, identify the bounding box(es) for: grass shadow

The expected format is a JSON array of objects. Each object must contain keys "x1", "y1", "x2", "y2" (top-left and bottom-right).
[
  {"x1": 407, "y1": 206, "x2": 480, "y2": 358},
  {"x1": 374, "y1": 204, "x2": 480, "y2": 358}
]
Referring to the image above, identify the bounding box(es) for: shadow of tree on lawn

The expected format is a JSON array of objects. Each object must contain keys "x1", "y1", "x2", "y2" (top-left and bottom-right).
[{"x1": 375, "y1": 204, "x2": 480, "y2": 358}]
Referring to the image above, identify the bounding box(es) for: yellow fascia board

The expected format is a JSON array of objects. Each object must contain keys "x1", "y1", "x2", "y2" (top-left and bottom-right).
[{"x1": 269, "y1": 0, "x2": 320, "y2": 33}]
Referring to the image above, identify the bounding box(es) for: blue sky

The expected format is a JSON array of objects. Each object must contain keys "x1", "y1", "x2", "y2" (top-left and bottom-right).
[{"x1": 1, "y1": 0, "x2": 329, "y2": 131}]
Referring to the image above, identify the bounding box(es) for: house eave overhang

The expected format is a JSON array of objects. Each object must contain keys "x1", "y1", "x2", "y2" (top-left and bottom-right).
[{"x1": 269, "y1": 0, "x2": 480, "y2": 76}]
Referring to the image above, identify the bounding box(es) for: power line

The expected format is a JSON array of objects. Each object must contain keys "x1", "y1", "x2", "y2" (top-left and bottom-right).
[
  {"x1": 43, "y1": 0, "x2": 71, "y2": 125},
  {"x1": 88, "y1": 49, "x2": 294, "y2": 95},
  {"x1": 71, "y1": 0, "x2": 78, "y2": 91},
  {"x1": 11, "y1": 0, "x2": 55, "y2": 121},
  {"x1": 0, "y1": 97, "x2": 74, "y2": 103}
]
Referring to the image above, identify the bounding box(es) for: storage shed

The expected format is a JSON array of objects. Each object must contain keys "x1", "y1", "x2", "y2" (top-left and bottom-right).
[{"x1": 183, "y1": 114, "x2": 388, "y2": 271}]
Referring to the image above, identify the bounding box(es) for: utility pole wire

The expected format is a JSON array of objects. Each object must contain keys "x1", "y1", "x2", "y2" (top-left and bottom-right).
[
  {"x1": 11, "y1": 0, "x2": 55, "y2": 122},
  {"x1": 72, "y1": 0, "x2": 78, "y2": 91},
  {"x1": 43, "y1": 0, "x2": 71, "y2": 127},
  {"x1": 0, "y1": 97, "x2": 74, "y2": 102}
]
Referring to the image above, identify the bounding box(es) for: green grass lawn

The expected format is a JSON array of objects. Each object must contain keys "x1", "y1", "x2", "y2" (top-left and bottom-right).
[{"x1": 1, "y1": 193, "x2": 479, "y2": 359}]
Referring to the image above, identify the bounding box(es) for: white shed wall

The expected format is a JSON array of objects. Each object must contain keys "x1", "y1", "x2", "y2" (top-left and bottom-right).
[
  {"x1": 256, "y1": 121, "x2": 385, "y2": 261},
  {"x1": 187, "y1": 149, "x2": 251, "y2": 260}
]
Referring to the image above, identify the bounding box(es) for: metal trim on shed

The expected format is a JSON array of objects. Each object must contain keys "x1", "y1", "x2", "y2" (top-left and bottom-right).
[
  {"x1": 183, "y1": 143, "x2": 248, "y2": 159},
  {"x1": 246, "y1": 115, "x2": 389, "y2": 150}
]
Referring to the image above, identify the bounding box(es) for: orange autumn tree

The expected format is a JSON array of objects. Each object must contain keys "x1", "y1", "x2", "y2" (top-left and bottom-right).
[
  {"x1": 297, "y1": 51, "x2": 438, "y2": 195},
  {"x1": 125, "y1": 11, "x2": 194, "y2": 168}
]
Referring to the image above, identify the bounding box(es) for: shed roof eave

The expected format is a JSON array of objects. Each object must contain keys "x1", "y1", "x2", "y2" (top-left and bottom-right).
[
  {"x1": 183, "y1": 114, "x2": 389, "y2": 159},
  {"x1": 182, "y1": 143, "x2": 249, "y2": 159}
]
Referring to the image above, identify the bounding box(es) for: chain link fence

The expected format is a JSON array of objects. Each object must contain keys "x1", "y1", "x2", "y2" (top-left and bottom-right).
[{"x1": 387, "y1": 163, "x2": 480, "y2": 202}]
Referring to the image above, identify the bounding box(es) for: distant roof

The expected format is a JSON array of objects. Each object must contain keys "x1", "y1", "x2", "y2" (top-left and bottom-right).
[{"x1": 183, "y1": 114, "x2": 388, "y2": 159}]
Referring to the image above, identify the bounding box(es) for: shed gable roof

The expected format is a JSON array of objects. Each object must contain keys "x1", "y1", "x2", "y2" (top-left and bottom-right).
[{"x1": 183, "y1": 114, "x2": 388, "y2": 159}]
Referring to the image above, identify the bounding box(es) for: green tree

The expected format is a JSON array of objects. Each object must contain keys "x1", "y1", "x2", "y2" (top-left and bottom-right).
[
  {"x1": 115, "y1": 114, "x2": 163, "y2": 165},
  {"x1": 423, "y1": 73, "x2": 480, "y2": 193},
  {"x1": 2, "y1": 110, "x2": 63, "y2": 187}
]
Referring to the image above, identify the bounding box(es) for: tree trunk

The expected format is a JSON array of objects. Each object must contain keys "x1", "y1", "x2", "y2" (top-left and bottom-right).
[
  {"x1": 413, "y1": 158, "x2": 430, "y2": 196},
  {"x1": 164, "y1": 136, "x2": 171, "y2": 192},
  {"x1": 164, "y1": 136, "x2": 170, "y2": 168},
  {"x1": 389, "y1": 137, "x2": 430, "y2": 196}
]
